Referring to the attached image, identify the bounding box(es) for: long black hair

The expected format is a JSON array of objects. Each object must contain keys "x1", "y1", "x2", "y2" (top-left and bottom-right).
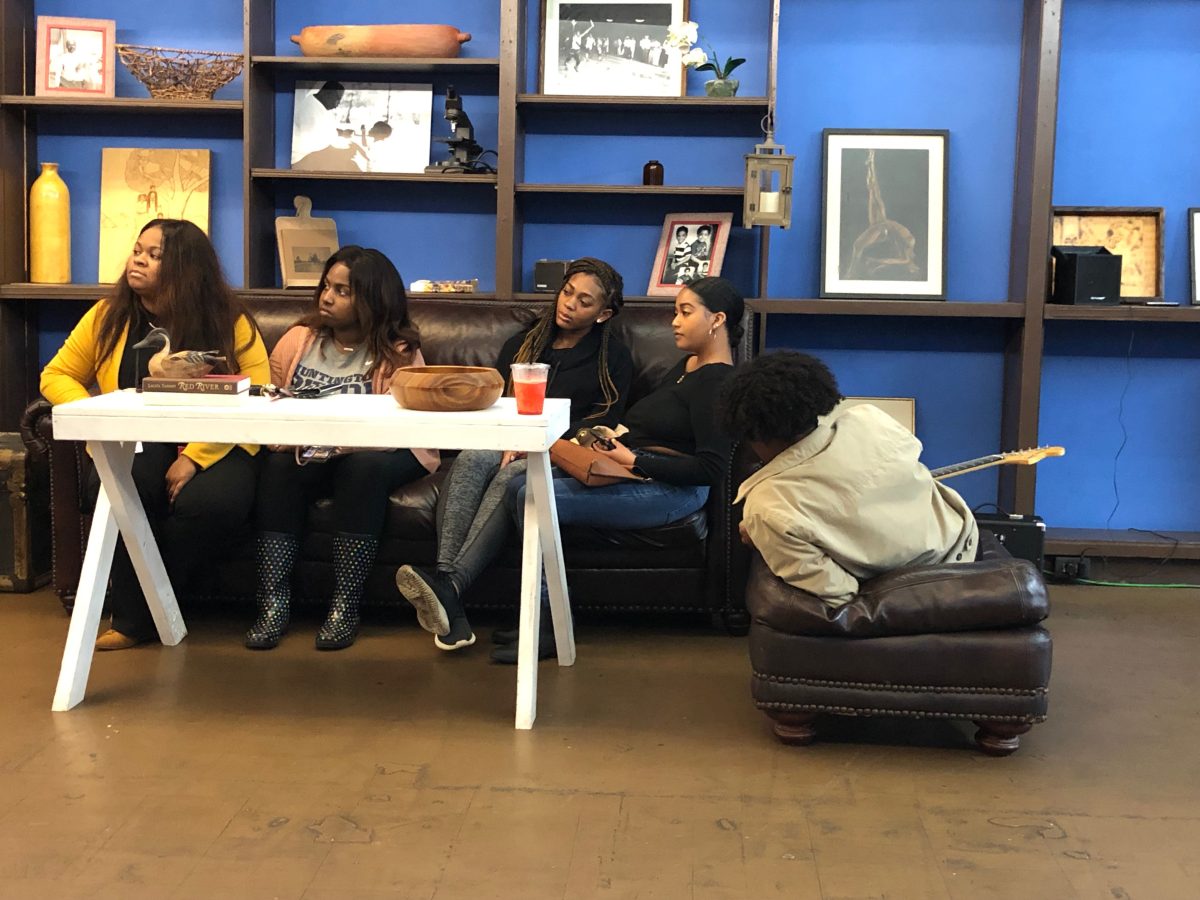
[
  {"x1": 511, "y1": 256, "x2": 625, "y2": 420},
  {"x1": 685, "y1": 275, "x2": 745, "y2": 355},
  {"x1": 302, "y1": 245, "x2": 420, "y2": 374},
  {"x1": 96, "y1": 218, "x2": 258, "y2": 374}
]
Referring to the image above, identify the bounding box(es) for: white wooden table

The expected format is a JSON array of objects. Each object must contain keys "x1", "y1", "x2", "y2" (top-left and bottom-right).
[{"x1": 50, "y1": 391, "x2": 573, "y2": 728}]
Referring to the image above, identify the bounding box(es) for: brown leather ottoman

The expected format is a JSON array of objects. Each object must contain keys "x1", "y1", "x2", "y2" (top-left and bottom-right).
[{"x1": 746, "y1": 533, "x2": 1051, "y2": 755}]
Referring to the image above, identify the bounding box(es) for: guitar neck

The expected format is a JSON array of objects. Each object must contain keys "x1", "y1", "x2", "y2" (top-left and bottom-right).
[{"x1": 930, "y1": 454, "x2": 1004, "y2": 480}]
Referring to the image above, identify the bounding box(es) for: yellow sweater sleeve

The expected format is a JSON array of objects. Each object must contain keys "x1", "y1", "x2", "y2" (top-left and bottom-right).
[
  {"x1": 180, "y1": 316, "x2": 272, "y2": 470},
  {"x1": 40, "y1": 301, "x2": 106, "y2": 406}
]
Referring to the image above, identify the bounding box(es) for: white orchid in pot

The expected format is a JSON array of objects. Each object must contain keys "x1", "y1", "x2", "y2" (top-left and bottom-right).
[{"x1": 666, "y1": 20, "x2": 746, "y2": 97}]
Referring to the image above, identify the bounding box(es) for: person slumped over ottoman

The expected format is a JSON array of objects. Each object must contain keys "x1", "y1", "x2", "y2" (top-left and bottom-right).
[{"x1": 720, "y1": 350, "x2": 979, "y2": 603}]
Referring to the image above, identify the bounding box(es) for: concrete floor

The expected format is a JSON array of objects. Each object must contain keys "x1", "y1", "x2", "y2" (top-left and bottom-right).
[{"x1": 0, "y1": 585, "x2": 1197, "y2": 899}]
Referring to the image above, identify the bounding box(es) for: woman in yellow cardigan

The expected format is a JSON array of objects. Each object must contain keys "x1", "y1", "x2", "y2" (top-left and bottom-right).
[{"x1": 41, "y1": 219, "x2": 270, "y2": 650}]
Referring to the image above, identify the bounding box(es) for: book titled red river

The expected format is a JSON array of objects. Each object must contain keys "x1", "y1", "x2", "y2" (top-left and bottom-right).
[{"x1": 140, "y1": 375, "x2": 251, "y2": 406}]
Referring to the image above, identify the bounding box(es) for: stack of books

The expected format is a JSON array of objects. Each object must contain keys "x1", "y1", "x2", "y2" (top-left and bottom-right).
[{"x1": 140, "y1": 375, "x2": 251, "y2": 406}]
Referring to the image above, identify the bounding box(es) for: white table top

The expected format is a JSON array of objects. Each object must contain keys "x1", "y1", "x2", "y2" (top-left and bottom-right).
[{"x1": 52, "y1": 391, "x2": 571, "y2": 453}]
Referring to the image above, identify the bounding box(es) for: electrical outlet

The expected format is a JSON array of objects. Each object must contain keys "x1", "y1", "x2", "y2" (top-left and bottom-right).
[{"x1": 1053, "y1": 556, "x2": 1092, "y2": 579}]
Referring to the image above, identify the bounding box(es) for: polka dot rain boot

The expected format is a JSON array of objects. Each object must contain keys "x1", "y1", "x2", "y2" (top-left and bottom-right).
[
  {"x1": 316, "y1": 533, "x2": 377, "y2": 651},
  {"x1": 245, "y1": 531, "x2": 299, "y2": 650}
]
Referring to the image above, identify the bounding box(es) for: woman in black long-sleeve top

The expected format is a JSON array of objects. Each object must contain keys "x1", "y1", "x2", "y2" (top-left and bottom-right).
[{"x1": 487, "y1": 277, "x2": 744, "y2": 662}]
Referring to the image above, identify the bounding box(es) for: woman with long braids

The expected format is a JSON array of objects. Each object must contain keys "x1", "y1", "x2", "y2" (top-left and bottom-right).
[
  {"x1": 395, "y1": 257, "x2": 633, "y2": 652},
  {"x1": 491, "y1": 276, "x2": 744, "y2": 664},
  {"x1": 41, "y1": 219, "x2": 270, "y2": 650},
  {"x1": 246, "y1": 246, "x2": 438, "y2": 651}
]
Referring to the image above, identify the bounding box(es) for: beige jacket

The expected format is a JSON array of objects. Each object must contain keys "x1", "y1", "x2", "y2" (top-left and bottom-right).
[{"x1": 734, "y1": 401, "x2": 978, "y2": 606}]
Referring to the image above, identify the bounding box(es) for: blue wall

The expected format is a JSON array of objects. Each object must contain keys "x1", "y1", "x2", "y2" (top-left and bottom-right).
[
  {"x1": 28, "y1": 0, "x2": 1200, "y2": 529},
  {"x1": 1039, "y1": 0, "x2": 1200, "y2": 528}
]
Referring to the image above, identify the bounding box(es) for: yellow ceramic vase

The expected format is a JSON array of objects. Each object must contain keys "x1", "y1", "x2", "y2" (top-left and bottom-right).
[{"x1": 30, "y1": 162, "x2": 71, "y2": 284}]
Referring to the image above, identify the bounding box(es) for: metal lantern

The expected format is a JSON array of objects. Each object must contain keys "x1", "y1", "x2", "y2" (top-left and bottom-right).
[{"x1": 743, "y1": 137, "x2": 794, "y2": 228}]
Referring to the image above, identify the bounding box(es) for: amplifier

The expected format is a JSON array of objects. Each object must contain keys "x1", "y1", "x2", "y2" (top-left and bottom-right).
[
  {"x1": 975, "y1": 513, "x2": 1046, "y2": 571},
  {"x1": 533, "y1": 259, "x2": 569, "y2": 293}
]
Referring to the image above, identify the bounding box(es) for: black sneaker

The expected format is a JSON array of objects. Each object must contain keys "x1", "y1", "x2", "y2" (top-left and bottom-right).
[
  {"x1": 491, "y1": 625, "x2": 518, "y2": 645},
  {"x1": 395, "y1": 564, "x2": 454, "y2": 636},
  {"x1": 435, "y1": 616, "x2": 476, "y2": 652},
  {"x1": 490, "y1": 632, "x2": 557, "y2": 665}
]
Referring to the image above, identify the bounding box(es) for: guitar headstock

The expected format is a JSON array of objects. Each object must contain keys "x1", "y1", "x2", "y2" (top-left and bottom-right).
[{"x1": 1007, "y1": 445, "x2": 1065, "y2": 465}]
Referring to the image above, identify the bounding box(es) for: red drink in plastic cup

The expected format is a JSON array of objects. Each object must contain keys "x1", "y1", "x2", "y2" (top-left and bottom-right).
[{"x1": 511, "y1": 362, "x2": 550, "y2": 414}]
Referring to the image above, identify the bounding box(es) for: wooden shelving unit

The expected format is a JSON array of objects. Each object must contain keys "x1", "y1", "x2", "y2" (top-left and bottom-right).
[
  {"x1": 1045, "y1": 528, "x2": 1200, "y2": 561},
  {"x1": 251, "y1": 56, "x2": 500, "y2": 73},
  {"x1": 0, "y1": 95, "x2": 242, "y2": 114},
  {"x1": 514, "y1": 183, "x2": 743, "y2": 195},
  {"x1": 1044, "y1": 304, "x2": 1200, "y2": 322},
  {"x1": 250, "y1": 168, "x2": 498, "y2": 184},
  {"x1": 751, "y1": 299, "x2": 1024, "y2": 318}
]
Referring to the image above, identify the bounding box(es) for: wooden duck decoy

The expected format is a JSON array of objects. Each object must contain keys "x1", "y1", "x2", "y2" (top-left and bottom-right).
[{"x1": 130, "y1": 327, "x2": 226, "y2": 379}]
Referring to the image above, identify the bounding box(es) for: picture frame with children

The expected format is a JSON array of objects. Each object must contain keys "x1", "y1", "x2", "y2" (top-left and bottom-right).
[{"x1": 647, "y1": 212, "x2": 732, "y2": 296}]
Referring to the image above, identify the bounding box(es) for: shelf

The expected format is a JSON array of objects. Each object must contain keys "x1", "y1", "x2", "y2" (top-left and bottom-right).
[
  {"x1": 515, "y1": 183, "x2": 743, "y2": 195},
  {"x1": 251, "y1": 168, "x2": 497, "y2": 184},
  {"x1": 252, "y1": 56, "x2": 500, "y2": 73},
  {"x1": 1044, "y1": 304, "x2": 1200, "y2": 322},
  {"x1": 1045, "y1": 528, "x2": 1200, "y2": 560},
  {"x1": 750, "y1": 299, "x2": 1024, "y2": 318},
  {"x1": 0, "y1": 95, "x2": 242, "y2": 114},
  {"x1": 243, "y1": 288, "x2": 498, "y2": 301},
  {"x1": 517, "y1": 94, "x2": 769, "y2": 114},
  {"x1": 0, "y1": 283, "x2": 108, "y2": 300}
]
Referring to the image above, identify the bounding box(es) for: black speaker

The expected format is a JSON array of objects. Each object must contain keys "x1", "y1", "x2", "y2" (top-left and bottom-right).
[
  {"x1": 1050, "y1": 245, "x2": 1122, "y2": 305},
  {"x1": 533, "y1": 259, "x2": 569, "y2": 293},
  {"x1": 975, "y1": 513, "x2": 1046, "y2": 571}
]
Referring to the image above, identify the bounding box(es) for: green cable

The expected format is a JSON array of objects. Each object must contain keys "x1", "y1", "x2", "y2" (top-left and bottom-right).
[{"x1": 1068, "y1": 577, "x2": 1200, "y2": 589}]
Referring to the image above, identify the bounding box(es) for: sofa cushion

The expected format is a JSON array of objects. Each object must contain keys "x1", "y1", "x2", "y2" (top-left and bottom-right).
[{"x1": 746, "y1": 546, "x2": 1049, "y2": 639}]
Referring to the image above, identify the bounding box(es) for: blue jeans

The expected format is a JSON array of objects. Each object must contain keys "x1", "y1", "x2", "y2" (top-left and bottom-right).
[
  {"x1": 504, "y1": 468, "x2": 710, "y2": 539},
  {"x1": 503, "y1": 467, "x2": 710, "y2": 614}
]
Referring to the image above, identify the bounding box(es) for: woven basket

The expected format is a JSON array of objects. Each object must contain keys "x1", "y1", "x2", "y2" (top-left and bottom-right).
[{"x1": 116, "y1": 44, "x2": 243, "y2": 100}]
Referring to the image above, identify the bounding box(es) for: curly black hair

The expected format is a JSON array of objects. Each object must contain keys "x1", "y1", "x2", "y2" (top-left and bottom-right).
[{"x1": 720, "y1": 351, "x2": 843, "y2": 443}]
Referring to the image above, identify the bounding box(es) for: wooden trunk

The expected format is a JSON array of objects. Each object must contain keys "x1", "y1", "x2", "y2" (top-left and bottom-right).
[{"x1": 0, "y1": 432, "x2": 51, "y2": 592}]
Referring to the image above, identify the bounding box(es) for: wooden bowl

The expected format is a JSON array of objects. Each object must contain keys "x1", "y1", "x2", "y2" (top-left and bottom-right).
[
  {"x1": 290, "y1": 25, "x2": 471, "y2": 58},
  {"x1": 390, "y1": 365, "x2": 504, "y2": 412}
]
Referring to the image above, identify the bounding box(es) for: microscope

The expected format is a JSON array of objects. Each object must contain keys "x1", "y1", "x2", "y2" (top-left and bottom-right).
[{"x1": 425, "y1": 86, "x2": 491, "y2": 174}]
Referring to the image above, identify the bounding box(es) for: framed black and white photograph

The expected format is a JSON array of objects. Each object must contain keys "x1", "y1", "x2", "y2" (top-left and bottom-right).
[
  {"x1": 540, "y1": 0, "x2": 688, "y2": 97},
  {"x1": 290, "y1": 81, "x2": 432, "y2": 174},
  {"x1": 821, "y1": 129, "x2": 949, "y2": 300},
  {"x1": 647, "y1": 211, "x2": 732, "y2": 296},
  {"x1": 35, "y1": 16, "x2": 116, "y2": 99},
  {"x1": 1190, "y1": 208, "x2": 1200, "y2": 306}
]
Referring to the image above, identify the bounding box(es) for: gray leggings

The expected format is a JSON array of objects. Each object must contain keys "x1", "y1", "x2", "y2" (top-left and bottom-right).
[{"x1": 435, "y1": 449, "x2": 528, "y2": 595}]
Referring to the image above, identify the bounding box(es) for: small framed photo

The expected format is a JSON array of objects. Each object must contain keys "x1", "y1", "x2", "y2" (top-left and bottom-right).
[
  {"x1": 277, "y1": 222, "x2": 339, "y2": 289},
  {"x1": 1190, "y1": 208, "x2": 1200, "y2": 306},
  {"x1": 540, "y1": 0, "x2": 688, "y2": 97},
  {"x1": 647, "y1": 212, "x2": 732, "y2": 297},
  {"x1": 821, "y1": 129, "x2": 949, "y2": 300},
  {"x1": 1052, "y1": 206, "x2": 1165, "y2": 300},
  {"x1": 35, "y1": 16, "x2": 116, "y2": 99}
]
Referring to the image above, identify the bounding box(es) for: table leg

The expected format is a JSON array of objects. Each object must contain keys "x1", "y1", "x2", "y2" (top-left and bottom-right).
[
  {"x1": 52, "y1": 483, "x2": 120, "y2": 711},
  {"x1": 90, "y1": 441, "x2": 186, "y2": 646},
  {"x1": 514, "y1": 451, "x2": 574, "y2": 730}
]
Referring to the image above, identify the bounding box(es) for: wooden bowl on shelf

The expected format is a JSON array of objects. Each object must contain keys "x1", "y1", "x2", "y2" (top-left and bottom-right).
[
  {"x1": 390, "y1": 366, "x2": 504, "y2": 412},
  {"x1": 290, "y1": 25, "x2": 472, "y2": 58}
]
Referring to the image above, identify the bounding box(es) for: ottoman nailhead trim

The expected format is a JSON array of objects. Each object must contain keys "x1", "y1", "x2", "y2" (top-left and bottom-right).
[
  {"x1": 752, "y1": 670, "x2": 1048, "y2": 698},
  {"x1": 755, "y1": 701, "x2": 1047, "y2": 723}
]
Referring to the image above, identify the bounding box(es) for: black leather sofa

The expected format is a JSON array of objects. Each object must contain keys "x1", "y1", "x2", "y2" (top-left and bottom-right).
[{"x1": 21, "y1": 294, "x2": 756, "y2": 632}]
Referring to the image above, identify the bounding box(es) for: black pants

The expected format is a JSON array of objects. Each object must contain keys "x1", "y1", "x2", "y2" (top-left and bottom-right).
[
  {"x1": 89, "y1": 443, "x2": 258, "y2": 640},
  {"x1": 255, "y1": 449, "x2": 427, "y2": 536}
]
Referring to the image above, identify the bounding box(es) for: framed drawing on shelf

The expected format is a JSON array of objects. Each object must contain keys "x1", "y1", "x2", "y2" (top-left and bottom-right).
[
  {"x1": 820, "y1": 129, "x2": 949, "y2": 300},
  {"x1": 1052, "y1": 206, "x2": 1164, "y2": 300},
  {"x1": 35, "y1": 16, "x2": 116, "y2": 99},
  {"x1": 540, "y1": 0, "x2": 687, "y2": 97},
  {"x1": 1190, "y1": 208, "x2": 1200, "y2": 306},
  {"x1": 98, "y1": 148, "x2": 211, "y2": 283},
  {"x1": 647, "y1": 212, "x2": 732, "y2": 297},
  {"x1": 290, "y1": 81, "x2": 432, "y2": 174},
  {"x1": 276, "y1": 196, "x2": 339, "y2": 288}
]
